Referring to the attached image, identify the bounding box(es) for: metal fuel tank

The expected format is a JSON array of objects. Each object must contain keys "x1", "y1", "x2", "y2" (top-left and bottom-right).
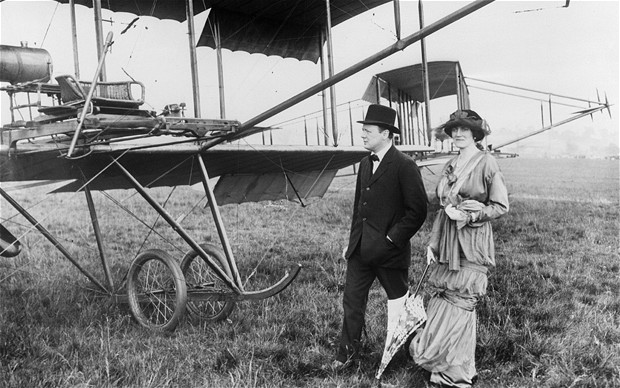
[{"x1": 0, "y1": 44, "x2": 52, "y2": 84}]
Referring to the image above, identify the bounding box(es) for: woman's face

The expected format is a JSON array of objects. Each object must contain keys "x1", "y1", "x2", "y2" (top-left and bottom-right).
[{"x1": 451, "y1": 126, "x2": 475, "y2": 149}]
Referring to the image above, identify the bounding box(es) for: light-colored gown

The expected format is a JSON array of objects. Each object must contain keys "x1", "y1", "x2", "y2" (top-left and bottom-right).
[{"x1": 410, "y1": 151, "x2": 509, "y2": 387}]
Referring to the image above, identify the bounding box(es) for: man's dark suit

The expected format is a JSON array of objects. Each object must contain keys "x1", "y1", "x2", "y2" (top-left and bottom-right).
[{"x1": 337, "y1": 145, "x2": 427, "y2": 362}]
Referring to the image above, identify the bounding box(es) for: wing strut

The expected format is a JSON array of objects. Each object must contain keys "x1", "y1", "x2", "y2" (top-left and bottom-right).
[
  {"x1": 418, "y1": 0, "x2": 433, "y2": 144},
  {"x1": 111, "y1": 158, "x2": 242, "y2": 294},
  {"x1": 186, "y1": 0, "x2": 202, "y2": 118},
  {"x1": 324, "y1": 0, "x2": 338, "y2": 145},
  {"x1": 197, "y1": 155, "x2": 243, "y2": 287},
  {"x1": 84, "y1": 184, "x2": 115, "y2": 291}
]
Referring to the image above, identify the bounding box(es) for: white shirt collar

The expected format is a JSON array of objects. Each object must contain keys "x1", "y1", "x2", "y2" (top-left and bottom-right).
[{"x1": 372, "y1": 142, "x2": 391, "y2": 163}]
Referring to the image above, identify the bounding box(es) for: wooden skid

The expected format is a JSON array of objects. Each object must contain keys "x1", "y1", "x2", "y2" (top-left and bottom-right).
[{"x1": 113, "y1": 264, "x2": 302, "y2": 304}]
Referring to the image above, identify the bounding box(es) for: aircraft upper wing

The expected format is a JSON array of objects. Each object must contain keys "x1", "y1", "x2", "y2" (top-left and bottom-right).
[
  {"x1": 57, "y1": 0, "x2": 393, "y2": 62},
  {"x1": 197, "y1": 0, "x2": 392, "y2": 62}
]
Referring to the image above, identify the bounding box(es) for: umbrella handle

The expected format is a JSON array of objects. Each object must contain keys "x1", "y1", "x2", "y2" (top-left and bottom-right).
[{"x1": 413, "y1": 263, "x2": 430, "y2": 297}]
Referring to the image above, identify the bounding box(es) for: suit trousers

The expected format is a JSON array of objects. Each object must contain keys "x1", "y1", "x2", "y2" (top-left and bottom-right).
[{"x1": 336, "y1": 244, "x2": 408, "y2": 363}]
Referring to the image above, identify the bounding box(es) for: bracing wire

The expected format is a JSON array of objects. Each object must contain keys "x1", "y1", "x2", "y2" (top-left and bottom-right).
[
  {"x1": 40, "y1": 2, "x2": 60, "y2": 47},
  {"x1": 99, "y1": 190, "x2": 186, "y2": 258},
  {"x1": 0, "y1": 212, "x2": 98, "y2": 258},
  {"x1": 242, "y1": 201, "x2": 305, "y2": 288},
  {"x1": 111, "y1": 154, "x2": 196, "y2": 203},
  {"x1": 132, "y1": 186, "x2": 180, "y2": 261},
  {"x1": 175, "y1": 194, "x2": 207, "y2": 225},
  {"x1": 0, "y1": 149, "x2": 133, "y2": 257},
  {"x1": 239, "y1": 142, "x2": 338, "y2": 287}
]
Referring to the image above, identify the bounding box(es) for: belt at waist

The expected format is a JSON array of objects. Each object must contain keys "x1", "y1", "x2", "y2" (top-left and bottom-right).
[{"x1": 459, "y1": 259, "x2": 488, "y2": 275}]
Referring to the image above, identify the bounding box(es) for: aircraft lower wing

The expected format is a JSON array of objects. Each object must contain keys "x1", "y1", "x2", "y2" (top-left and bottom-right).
[
  {"x1": 0, "y1": 142, "x2": 432, "y2": 205},
  {"x1": 214, "y1": 169, "x2": 338, "y2": 205}
]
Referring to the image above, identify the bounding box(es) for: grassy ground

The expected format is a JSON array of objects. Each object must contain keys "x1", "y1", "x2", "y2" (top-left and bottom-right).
[{"x1": 1, "y1": 158, "x2": 618, "y2": 387}]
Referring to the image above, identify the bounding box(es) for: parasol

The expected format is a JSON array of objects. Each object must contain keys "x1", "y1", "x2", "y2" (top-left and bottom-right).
[{"x1": 376, "y1": 263, "x2": 430, "y2": 380}]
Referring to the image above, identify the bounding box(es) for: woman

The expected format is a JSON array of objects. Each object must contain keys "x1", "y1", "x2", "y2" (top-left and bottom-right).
[{"x1": 410, "y1": 110, "x2": 509, "y2": 387}]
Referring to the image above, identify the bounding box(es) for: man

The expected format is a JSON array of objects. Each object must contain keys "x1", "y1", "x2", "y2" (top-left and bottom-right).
[{"x1": 330, "y1": 104, "x2": 427, "y2": 370}]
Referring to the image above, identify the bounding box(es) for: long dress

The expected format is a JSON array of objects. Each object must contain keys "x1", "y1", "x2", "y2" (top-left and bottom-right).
[{"x1": 410, "y1": 151, "x2": 509, "y2": 388}]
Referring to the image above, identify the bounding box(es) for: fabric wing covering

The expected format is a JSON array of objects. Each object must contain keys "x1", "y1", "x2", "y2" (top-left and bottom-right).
[
  {"x1": 362, "y1": 61, "x2": 470, "y2": 107},
  {"x1": 58, "y1": 0, "x2": 392, "y2": 62},
  {"x1": 197, "y1": 0, "x2": 392, "y2": 62},
  {"x1": 61, "y1": 0, "x2": 202, "y2": 22},
  {"x1": 0, "y1": 144, "x2": 372, "y2": 205},
  {"x1": 214, "y1": 169, "x2": 338, "y2": 205}
]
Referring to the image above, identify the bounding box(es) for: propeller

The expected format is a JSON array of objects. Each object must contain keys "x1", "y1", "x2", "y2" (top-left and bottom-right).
[{"x1": 605, "y1": 93, "x2": 612, "y2": 119}]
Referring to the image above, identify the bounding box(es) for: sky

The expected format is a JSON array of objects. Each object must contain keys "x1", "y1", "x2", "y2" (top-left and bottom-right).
[{"x1": 1, "y1": 0, "x2": 618, "y2": 158}]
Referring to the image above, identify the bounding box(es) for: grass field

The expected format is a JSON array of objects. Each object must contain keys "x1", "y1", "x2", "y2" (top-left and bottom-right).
[{"x1": 1, "y1": 157, "x2": 618, "y2": 387}]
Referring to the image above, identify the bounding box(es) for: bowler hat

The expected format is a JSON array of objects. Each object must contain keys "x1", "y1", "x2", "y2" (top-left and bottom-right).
[
  {"x1": 357, "y1": 104, "x2": 400, "y2": 134},
  {"x1": 441, "y1": 109, "x2": 490, "y2": 142}
]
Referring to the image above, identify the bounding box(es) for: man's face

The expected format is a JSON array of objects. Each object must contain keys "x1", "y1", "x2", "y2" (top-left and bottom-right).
[{"x1": 361, "y1": 124, "x2": 389, "y2": 153}]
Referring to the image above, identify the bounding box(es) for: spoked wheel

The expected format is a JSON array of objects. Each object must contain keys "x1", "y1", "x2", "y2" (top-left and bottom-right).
[
  {"x1": 127, "y1": 249, "x2": 187, "y2": 331},
  {"x1": 181, "y1": 243, "x2": 236, "y2": 323}
]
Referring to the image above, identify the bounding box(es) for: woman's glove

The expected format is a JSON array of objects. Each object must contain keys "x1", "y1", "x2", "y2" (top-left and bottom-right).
[
  {"x1": 445, "y1": 204, "x2": 468, "y2": 222},
  {"x1": 426, "y1": 246, "x2": 437, "y2": 265}
]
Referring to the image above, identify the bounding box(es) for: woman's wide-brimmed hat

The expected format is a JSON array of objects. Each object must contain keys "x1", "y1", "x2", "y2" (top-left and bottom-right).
[
  {"x1": 357, "y1": 104, "x2": 400, "y2": 134},
  {"x1": 441, "y1": 109, "x2": 490, "y2": 142}
]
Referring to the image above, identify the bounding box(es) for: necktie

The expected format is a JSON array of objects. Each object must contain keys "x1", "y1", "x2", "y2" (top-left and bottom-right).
[{"x1": 369, "y1": 154, "x2": 379, "y2": 178}]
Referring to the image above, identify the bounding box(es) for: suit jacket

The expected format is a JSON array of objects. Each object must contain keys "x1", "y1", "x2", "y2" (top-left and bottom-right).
[{"x1": 345, "y1": 145, "x2": 427, "y2": 268}]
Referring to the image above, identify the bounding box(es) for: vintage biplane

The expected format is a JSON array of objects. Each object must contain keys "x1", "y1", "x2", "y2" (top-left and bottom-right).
[
  {"x1": 0, "y1": 0, "x2": 500, "y2": 331},
  {"x1": 0, "y1": 0, "x2": 612, "y2": 333}
]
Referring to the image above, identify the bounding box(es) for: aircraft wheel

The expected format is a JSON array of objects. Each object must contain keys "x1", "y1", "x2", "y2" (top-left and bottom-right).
[
  {"x1": 127, "y1": 249, "x2": 187, "y2": 331},
  {"x1": 181, "y1": 243, "x2": 235, "y2": 322}
]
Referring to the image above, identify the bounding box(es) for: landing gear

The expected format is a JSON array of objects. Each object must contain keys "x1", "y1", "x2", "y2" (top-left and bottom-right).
[
  {"x1": 181, "y1": 243, "x2": 235, "y2": 322},
  {"x1": 127, "y1": 249, "x2": 187, "y2": 331}
]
